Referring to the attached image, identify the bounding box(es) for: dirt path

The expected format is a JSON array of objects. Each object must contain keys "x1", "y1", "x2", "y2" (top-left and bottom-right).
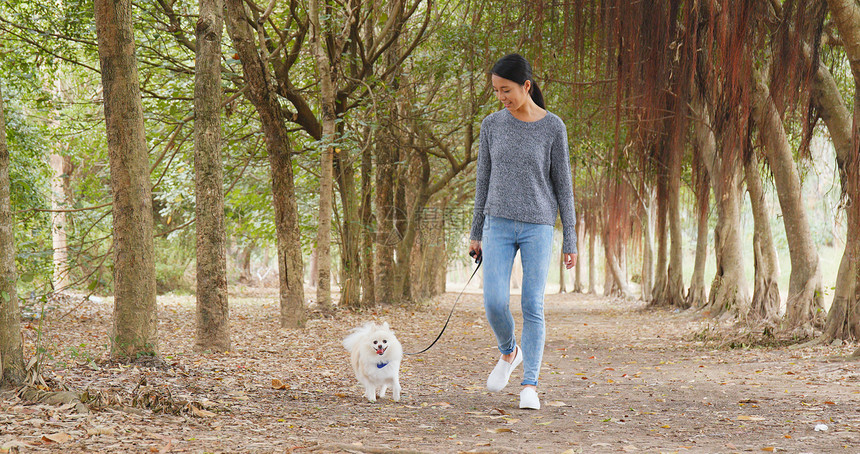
[{"x1": 2, "y1": 291, "x2": 859, "y2": 453}]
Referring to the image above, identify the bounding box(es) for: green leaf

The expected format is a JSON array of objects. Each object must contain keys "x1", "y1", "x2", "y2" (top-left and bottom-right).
[
  {"x1": 20, "y1": 272, "x2": 34, "y2": 283},
  {"x1": 1, "y1": 291, "x2": 9, "y2": 303}
]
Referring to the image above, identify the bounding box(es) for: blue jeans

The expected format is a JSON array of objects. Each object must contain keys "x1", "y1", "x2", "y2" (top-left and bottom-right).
[{"x1": 482, "y1": 215, "x2": 554, "y2": 386}]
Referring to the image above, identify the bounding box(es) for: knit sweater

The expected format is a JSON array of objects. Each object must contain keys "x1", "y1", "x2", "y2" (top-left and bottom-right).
[{"x1": 470, "y1": 109, "x2": 577, "y2": 253}]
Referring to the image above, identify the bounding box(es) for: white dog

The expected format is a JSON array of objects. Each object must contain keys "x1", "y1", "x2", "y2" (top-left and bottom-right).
[{"x1": 342, "y1": 322, "x2": 403, "y2": 402}]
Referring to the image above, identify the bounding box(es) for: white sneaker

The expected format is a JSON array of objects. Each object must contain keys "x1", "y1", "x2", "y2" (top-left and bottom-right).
[
  {"x1": 486, "y1": 346, "x2": 522, "y2": 392},
  {"x1": 519, "y1": 387, "x2": 540, "y2": 410}
]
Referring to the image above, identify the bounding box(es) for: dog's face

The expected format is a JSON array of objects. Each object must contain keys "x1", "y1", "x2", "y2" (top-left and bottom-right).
[{"x1": 369, "y1": 333, "x2": 394, "y2": 357}]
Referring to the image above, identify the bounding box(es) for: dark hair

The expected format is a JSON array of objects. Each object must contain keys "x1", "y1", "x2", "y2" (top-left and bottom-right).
[{"x1": 491, "y1": 53, "x2": 545, "y2": 109}]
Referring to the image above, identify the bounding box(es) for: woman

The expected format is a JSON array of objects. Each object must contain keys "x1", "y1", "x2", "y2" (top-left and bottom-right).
[{"x1": 469, "y1": 53, "x2": 577, "y2": 410}]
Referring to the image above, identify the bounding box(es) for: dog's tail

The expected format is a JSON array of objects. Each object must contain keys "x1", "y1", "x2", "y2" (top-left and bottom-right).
[{"x1": 342, "y1": 323, "x2": 371, "y2": 351}]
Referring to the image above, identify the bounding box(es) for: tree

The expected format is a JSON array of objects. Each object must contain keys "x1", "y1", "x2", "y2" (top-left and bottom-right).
[
  {"x1": 751, "y1": 68, "x2": 825, "y2": 332},
  {"x1": 695, "y1": 93, "x2": 750, "y2": 319},
  {"x1": 94, "y1": 0, "x2": 159, "y2": 360},
  {"x1": 194, "y1": 0, "x2": 230, "y2": 351},
  {"x1": 745, "y1": 151, "x2": 780, "y2": 322},
  {"x1": 686, "y1": 163, "x2": 709, "y2": 309},
  {"x1": 307, "y1": 0, "x2": 335, "y2": 310},
  {"x1": 0, "y1": 83, "x2": 25, "y2": 387},
  {"x1": 817, "y1": 0, "x2": 860, "y2": 349},
  {"x1": 224, "y1": 0, "x2": 306, "y2": 328}
]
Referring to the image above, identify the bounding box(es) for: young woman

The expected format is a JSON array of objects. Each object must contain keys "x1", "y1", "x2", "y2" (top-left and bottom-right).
[{"x1": 468, "y1": 53, "x2": 577, "y2": 410}]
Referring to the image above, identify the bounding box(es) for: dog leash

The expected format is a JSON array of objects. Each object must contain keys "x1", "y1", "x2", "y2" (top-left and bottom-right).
[{"x1": 406, "y1": 251, "x2": 482, "y2": 355}]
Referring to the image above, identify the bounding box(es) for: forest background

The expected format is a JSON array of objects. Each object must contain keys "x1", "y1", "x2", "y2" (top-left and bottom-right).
[{"x1": 2, "y1": 0, "x2": 860, "y2": 387}]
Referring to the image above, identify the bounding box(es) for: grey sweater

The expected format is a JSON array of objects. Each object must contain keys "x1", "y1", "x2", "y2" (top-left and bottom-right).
[{"x1": 470, "y1": 109, "x2": 577, "y2": 253}]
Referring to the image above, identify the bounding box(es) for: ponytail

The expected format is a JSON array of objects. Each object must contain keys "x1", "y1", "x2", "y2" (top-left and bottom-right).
[{"x1": 529, "y1": 80, "x2": 545, "y2": 109}]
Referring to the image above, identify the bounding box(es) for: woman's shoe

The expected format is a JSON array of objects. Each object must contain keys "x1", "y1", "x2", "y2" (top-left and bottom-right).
[{"x1": 486, "y1": 346, "x2": 522, "y2": 392}]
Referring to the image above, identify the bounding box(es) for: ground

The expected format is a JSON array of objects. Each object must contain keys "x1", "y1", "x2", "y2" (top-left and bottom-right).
[{"x1": 1, "y1": 289, "x2": 859, "y2": 454}]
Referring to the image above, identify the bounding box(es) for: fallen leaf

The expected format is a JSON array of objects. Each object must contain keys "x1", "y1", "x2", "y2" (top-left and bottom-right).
[
  {"x1": 41, "y1": 432, "x2": 71, "y2": 443},
  {"x1": 486, "y1": 428, "x2": 512, "y2": 433},
  {"x1": 547, "y1": 401, "x2": 567, "y2": 407},
  {"x1": 761, "y1": 447, "x2": 775, "y2": 452},
  {"x1": 737, "y1": 415, "x2": 765, "y2": 421},
  {"x1": 87, "y1": 426, "x2": 115, "y2": 435},
  {"x1": 622, "y1": 446, "x2": 638, "y2": 452},
  {"x1": 191, "y1": 406, "x2": 217, "y2": 418},
  {"x1": 271, "y1": 379, "x2": 287, "y2": 390}
]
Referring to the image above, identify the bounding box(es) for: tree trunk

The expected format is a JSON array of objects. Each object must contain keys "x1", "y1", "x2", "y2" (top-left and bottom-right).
[
  {"x1": 238, "y1": 243, "x2": 253, "y2": 284},
  {"x1": 94, "y1": 0, "x2": 159, "y2": 359},
  {"x1": 811, "y1": 56, "x2": 859, "y2": 342},
  {"x1": 665, "y1": 138, "x2": 687, "y2": 308},
  {"x1": 651, "y1": 172, "x2": 668, "y2": 303},
  {"x1": 193, "y1": 0, "x2": 230, "y2": 352},
  {"x1": 686, "y1": 173, "x2": 709, "y2": 309},
  {"x1": 309, "y1": 0, "x2": 335, "y2": 310},
  {"x1": 375, "y1": 138, "x2": 397, "y2": 304},
  {"x1": 751, "y1": 70, "x2": 824, "y2": 333},
  {"x1": 50, "y1": 154, "x2": 73, "y2": 292},
  {"x1": 359, "y1": 129, "x2": 375, "y2": 308},
  {"x1": 745, "y1": 152, "x2": 781, "y2": 322},
  {"x1": 640, "y1": 191, "x2": 654, "y2": 301},
  {"x1": 334, "y1": 141, "x2": 362, "y2": 308},
  {"x1": 603, "y1": 224, "x2": 632, "y2": 298},
  {"x1": 0, "y1": 84, "x2": 25, "y2": 387},
  {"x1": 696, "y1": 95, "x2": 750, "y2": 319},
  {"x1": 823, "y1": 0, "x2": 860, "y2": 354},
  {"x1": 573, "y1": 211, "x2": 584, "y2": 293},
  {"x1": 225, "y1": 0, "x2": 305, "y2": 328},
  {"x1": 706, "y1": 161, "x2": 751, "y2": 319},
  {"x1": 411, "y1": 203, "x2": 446, "y2": 300},
  {"x1": 588, "y1": 219, "x2": 596, "y2": 294},
  {"x1": 558, "y1": 251, "x2": 567, "y2": 294}
]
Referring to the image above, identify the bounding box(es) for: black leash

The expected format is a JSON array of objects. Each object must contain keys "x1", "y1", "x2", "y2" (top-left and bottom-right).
[{"x1": 406, "y1": 251, "x2": 482, "y2": 355}]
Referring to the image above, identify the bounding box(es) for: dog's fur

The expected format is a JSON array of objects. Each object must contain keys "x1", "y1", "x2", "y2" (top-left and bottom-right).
[{"x1": 342, "y1": 322, "x2": 402, "y2": 402}]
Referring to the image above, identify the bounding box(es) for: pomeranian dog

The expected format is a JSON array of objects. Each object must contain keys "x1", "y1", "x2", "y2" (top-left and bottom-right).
[{"x1": 342, "y1": 322, "x2": 403, "y2": 402}]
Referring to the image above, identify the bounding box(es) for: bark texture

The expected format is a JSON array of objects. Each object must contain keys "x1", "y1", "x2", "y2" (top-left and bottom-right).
[
  {"x1": 686, "y1": 173, "x2": 709, "y2": 309},
  {"x1": 50, "y1": 154, "x2": 73, "y2": 291},
  {"x1": 745, "y1": 152, "x2": 781, "y2": 322},
  {"x1": 823, "y1": 0, "x2": 860, "y2": 356},
  {"x1": 587, "y1": 220, "x2": 596, "y2": 294},
  {"x1": 751, "y1": 71, "x2": 824, "y2": 332},
  {"x1": 359, "y1": 129, "x2": 375, "y2": 308},
  {"x1": 194, "y1": 0, "x2": 230, "y2": 351},
  {"x1": 308, "y1": 0, "x2": 335, "y2": 309},
  {"x1": 651, "y1": 174, "x2": 668, "y2": 303},
  {"x1": 639, "y1": 192, "x2": 654, "y2": 301},
  {"x1": 573, "y1": 211, "x2": 584, "y2": 293},
  {"x1": 334, "y1": 145, "x2": 362, "y2": 308},
  {"x1": 665, "y1": 142, "x2": 686, "y2": 308},
  {"x1": 225, "y1": 0, "x2": 305, "y2": 328},
  {"x1": 695, "y1": 96, "x2": 750, "y2": 318},
  {"x1": 94, "y1": 0, "x2": 159, "y2": 359},
  {"x1": 0, "y1": 84, "x2": 25, "y2": 387},
  {"x1": 812, "y1": 56, "x2": 860, "y2": 342}
]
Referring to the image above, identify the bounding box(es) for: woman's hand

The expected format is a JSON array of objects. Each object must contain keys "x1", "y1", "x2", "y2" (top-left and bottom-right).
[
  {"x1": 563, "y1": 253, "x2": 577, "y2": 269},
  {"x1": 469, "y1": 240, "x2": 482, "y2": 262}
]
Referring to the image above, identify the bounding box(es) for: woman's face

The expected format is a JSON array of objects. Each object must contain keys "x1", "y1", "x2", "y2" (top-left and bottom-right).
[{"x1": 492, "y1": 74, "x2": 531, "y2": 112}]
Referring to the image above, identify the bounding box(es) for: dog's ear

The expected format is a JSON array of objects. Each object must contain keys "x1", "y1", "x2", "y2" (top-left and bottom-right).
[{"x1": 381, "y1": 321, "x2": 390, "y2": 331}]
